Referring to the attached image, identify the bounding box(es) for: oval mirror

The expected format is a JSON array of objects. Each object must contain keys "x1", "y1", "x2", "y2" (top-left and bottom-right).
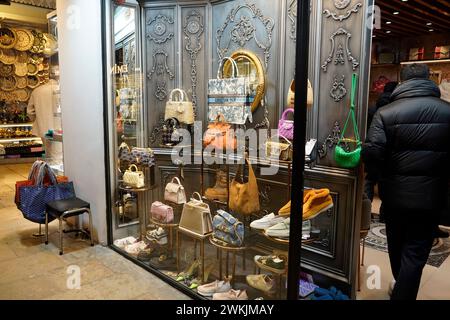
[{"x1": 223, "y1": 50, "x2": 266, "y2": 113}]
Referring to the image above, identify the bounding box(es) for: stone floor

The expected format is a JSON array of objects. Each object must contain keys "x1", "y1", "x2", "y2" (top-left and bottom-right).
[{"x1": 0, "y1": 164, "x2": 189, "y2": 300}]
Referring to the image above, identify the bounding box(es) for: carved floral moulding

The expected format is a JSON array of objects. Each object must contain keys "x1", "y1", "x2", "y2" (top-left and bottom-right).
[
  {"x1": 323, "y1": 2, "x2": 362, "y2": 22},
  {"x1": 321, "y1": 27, "x2": 360, "y2": 72},
  {"x1": 287, "y1": 0, "x2": 297, "y2": 42},
  {"x1": 146, "y1": 14, "x2": 174, "y2": 45},
  {"x1": 216, "y1": 2, "x2": 274, "y2": 68}
]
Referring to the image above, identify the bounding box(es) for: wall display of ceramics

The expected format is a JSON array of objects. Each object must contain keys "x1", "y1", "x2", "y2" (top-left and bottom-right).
[
  {"x1": 0, "y1": 49, "x2": 17, "y2": 65},
  {"x1": 15, "y1": 76, "x2": 28, "y2": 89},
  {"x1": 27, "y1": 75, "x2": 39, "y2": 89},
  {"x1": 14, "y1": 62, "x2": 28, "y2": 77},
  {"x1": 12, "y1": 89, "x2": 30, "y2": 102},
  {"x1": 0, "y1": 28, "x2": 18, "y2": 50},
  {"x1": 0, "y1": 63, "x2": 14, "y2": 77},
  {"x1": 0, "y1": 75, "x2": 17, "y2": 91},
  {"x1": 13, "y1": 29, "x2": 34, "y2": 52}
]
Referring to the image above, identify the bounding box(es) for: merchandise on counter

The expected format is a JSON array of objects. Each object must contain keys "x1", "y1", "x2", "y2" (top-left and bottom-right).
[
  {"x1": 378, "y1": 53, "x2": 395, "y2": 64},
  {"x1": 334, "y1": 74, "x2": 361, "y2": 169},
  {"x1": 162, "y1": 117, "x2": 183, "y2": 146},
  {"x1": 151, "y1": 201, "x2": 174, "y2": 224},
  {"x1": 246, "y1": 274, "x2": 276, "y2": 294},
  {"x1": 212, "y1": 289, "x2": 248, "y2": 301},
  {"x1": 266, "y1": 217, "x2": 290, "y2": 238},
  {"x1": 123, "y1": 164, "x2": 145, "y2": 188},
  {"x1": 440, "y1": 80, "x2": 450, "y2": 103},
  {"x1": 372, "y1": 75, "x2": 391, "y2": 94},
  {"x1": 303, "y1": 189, "x2": 333, "y2": 220},
  {"x1": 122, "y1": 193, "x2": 138, "y2": 220},
  {"x1": 179, "y1": 192, "x2": 213, "y2": 236},
  {"x1": 409, "y1": 47, "x2": 425, "y2": 61},
  {"x1": 229, "y1": 158, "x2": 260, "y2": 216},
  {"x1": 165, "y1": 89, "x2": 194, "y2": 125},
  {"x1": 204, "y1": 170, "x2": 228, "y2": 202},
  {"x1": 208, "y1": 57, "x2": 252, "y2": 125},
  {"x1": 250, "y1": 213, "x2": 285, "y2": 230},
  {"x1": 286, "y1": 79, "x2": 314, "y2": 108},
  {"x1": 278, "y1": 108, "x2": 294, "y2": 140},
  {"x1": 265, "y1": 134, "x2": 293, "y2": 161},
  {"x1": 254, "y1": 255, "x2": 286, "y2": 273},
  {"x1": 434, "y1": 45, "x2": 450, "y2": 59},
  {"x1": 197, "y1": 278, "x2": 232, "y2": 297},
  {"x1": 0, "y1": 144, "x2": 4, "y2": 155},
  {"x1": 212, "y1": 209, "x2": 244, "y2": 247},
  {"x1": 145, "y1": 227, "x2": 168, "y2": 245},
  {"x1": 118, "y1": 142, "x2": 155, "y2": 168},
  {"x1": 203, "y1": 114, "x2": 237, "y2": 151},
  {"x1": 164, "y1": 177, "x2": 186, "y2": 205},
  {"x1": 124, "y1": 240, "x2": 147, "y2": 256}
]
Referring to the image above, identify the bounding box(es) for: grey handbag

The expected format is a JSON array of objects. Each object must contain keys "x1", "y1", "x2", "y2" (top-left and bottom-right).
[{"x1": 208, "y1": 57, "x2": 252, "y2": 125}]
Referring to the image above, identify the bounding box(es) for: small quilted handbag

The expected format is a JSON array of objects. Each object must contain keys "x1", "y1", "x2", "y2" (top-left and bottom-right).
[
  {"x1": 212, "y1": 210, "x2": 244, "y2": 247},
  {"x1": 278, "y1": 108, "x2": 294, "y2": 140}
]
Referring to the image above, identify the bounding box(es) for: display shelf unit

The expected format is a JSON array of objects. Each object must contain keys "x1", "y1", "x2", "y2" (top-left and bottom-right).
[
  {"x1": 0, "y1": 137, "x2": 42, "y2": 143},
  {"x1": 0, "y1": 123, "x2": 34, "y2": 128}
]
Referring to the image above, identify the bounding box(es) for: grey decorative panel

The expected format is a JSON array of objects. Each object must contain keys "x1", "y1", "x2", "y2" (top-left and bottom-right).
[{"x1": 144, "y1": 7, "x2": 177, "y2": 146}]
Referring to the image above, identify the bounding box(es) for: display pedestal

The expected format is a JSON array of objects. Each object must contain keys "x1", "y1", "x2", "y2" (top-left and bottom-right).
[{"x1": 209, "y1": 236, "x2": 246, "y2": 285}]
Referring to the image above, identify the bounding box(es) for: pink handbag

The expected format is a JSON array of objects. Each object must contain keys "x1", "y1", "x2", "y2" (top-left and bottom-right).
[
  {"x1": 151, "y1": 201, "x2": 174, "y2": 224},
  {"x1": 278, "y1": 108, "x2": 294, "y2": 140}
]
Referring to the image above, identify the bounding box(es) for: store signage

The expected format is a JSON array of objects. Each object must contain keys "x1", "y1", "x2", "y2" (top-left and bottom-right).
[{"x1": 112, "y1": 64, "x2": 128, "y2": 75}]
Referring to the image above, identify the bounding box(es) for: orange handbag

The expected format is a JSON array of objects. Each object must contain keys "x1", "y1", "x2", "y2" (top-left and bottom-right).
[
  {"x1": 229, "y1": 158, "x2": 260, "y2": 216},
  {"x1": 203, "y1": 114, "x2": 237, "y2": 151}
]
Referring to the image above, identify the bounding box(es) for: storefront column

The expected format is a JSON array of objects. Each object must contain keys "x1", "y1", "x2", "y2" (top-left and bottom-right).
[{"x1": 56, "y1": 0, "x2": 108, "y2": 244}]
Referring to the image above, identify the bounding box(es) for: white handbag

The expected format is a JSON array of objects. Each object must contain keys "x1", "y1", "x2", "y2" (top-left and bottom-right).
[
  {"x1": 164, "y1": 177, "x2": 187, "y2": 204},
  {"x1": 165, "y1": 89, "x2": 194, "y2": 124},
  {"x1": 123, "y1": 164, "x2": 145, "y2": 188}
]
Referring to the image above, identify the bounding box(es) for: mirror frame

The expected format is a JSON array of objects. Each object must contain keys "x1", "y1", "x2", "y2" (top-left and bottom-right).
[{"x1": 223, "y1": 49, "x2": 266, "y2": 113}]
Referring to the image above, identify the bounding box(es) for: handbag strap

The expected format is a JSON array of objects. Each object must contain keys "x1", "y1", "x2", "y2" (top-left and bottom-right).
[
  {"x1": 215, "y1": 113, "x2": 227, "y2": 124},
  {"x1": 119, "y1": 142, "x2": 131, "y2": 155},
  {"x1": 192, "y1": 192, "x2": 203, "y2": 202},
  {"x1": 217, "y1": 57, "x2": 239, "y2": 79},
  {"x1": 339, "y1": 73, "x2": 360, "y2": 144},
  {"x1": 169, "y1": 89, "x2": 187, "y2": 102},
  {"x1": 171, "y1": 177, "x2": 182, "y2": 186},
  {"x1": 269, "y1": 134, "x2": 292, "y2": 145},
  {"x1": 281, "y1": 108, "x2": 294, "y2": 120},
  {"x1": 36, "y1": 163, "x2": 57, "y2": 186},
  {"x1": 28, "y1": 160, "x2": 45, "y2": 182},
  {"x1": 129, "y1": 164, "x2": 139, "y2": 172},
  {"x1": 165, "y1": 117, "x2": 180, "y2": 127}
]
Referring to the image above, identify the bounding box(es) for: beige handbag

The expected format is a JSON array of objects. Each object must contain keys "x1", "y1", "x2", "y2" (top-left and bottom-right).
[
  {"x1": 165, "y1": 89, "x2": 194, "y2": 124},
  {"x1": 123, "y1": 165, "x2": 145, "y2": 188},
  {"x1": 265, "y1": 135, "x2": 293, "y2": 161},
  {"x1": 287, "y1": 79, "x2": 313, "y2": 108},
  {"x1": 164, "y1": 177, "x2": 186, "y2": 204},
  {"x1": 179, "y1": 192, "x2": 213, "y2": 236},
  {"x1": 229, "y1": 158, "x2": 260, "y2": 216}
]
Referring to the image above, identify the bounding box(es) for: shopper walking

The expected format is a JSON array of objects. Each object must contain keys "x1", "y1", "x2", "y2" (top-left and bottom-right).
[{"x1": 362, "y1": 63, "x2": 450, "y2": 300}]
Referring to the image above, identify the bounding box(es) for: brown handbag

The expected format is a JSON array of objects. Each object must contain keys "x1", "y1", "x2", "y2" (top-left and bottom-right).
[
  {"x1": 203, "y1": 114, "x2": 237, "y2": 151},
  {"x1": 229, "y1": 158, "x2": 260, "y2": 216}
]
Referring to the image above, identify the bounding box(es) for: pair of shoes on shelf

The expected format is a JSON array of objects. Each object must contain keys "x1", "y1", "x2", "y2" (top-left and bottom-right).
[
  {"x1": 145, "y1": 227, "x2": 168, "y2": 245},
  {"x1": 246, "y1": 274, "x2": 277, "y2": 295},
  {"x1": 204, "y1": 170, "x2": 228, "y2": 202},
  {"x1": 149, "y1": 254, "x2": 177, "y2": 271},
  {"x1": 137, "y1": 243, "x2": 161, "y2": 262},
  {"x1": 213, "y1": 289, "x2": 248, "y2": 300},
  {"x1": 124, "y1": 240, "x2": 147, "y2": 256},
  {"x1": 250, "y1": 213, "x2": 285, "y2": 230},
  {"x1": 266, "y1": 217, "x2": 290, "y2": 239},
  {"x1": 113, "y1": 236, "x2": 137, "y2": 249},
  {"x1": 254, "y1": 255, "x2": 286, "y2": 273},
  {"x1": 278, "y1": 189, "x2": 334, "y2": 220},
  {"x1": 311, "y1": 286, "x2": 349, "y2": 300},
  {"x1": 197, "y1": 277, "x2": 232, "y2": 297}
]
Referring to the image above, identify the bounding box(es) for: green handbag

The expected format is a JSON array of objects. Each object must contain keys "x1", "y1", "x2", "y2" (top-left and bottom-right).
[{"x1": 334, "y1": 74, "x2": 361, "y2": 169}]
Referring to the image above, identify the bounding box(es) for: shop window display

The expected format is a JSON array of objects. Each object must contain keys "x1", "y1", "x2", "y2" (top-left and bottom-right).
[{"x1": 106, "y1": 0, "x2": 372, "y2": 300}]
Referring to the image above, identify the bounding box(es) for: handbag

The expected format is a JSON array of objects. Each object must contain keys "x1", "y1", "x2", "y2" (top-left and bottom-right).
[
  {"x1": 123, "y1": 193, "x2": 138, "y2": 220},
  {"x1": 151, "y1": 201, "x2": 174, "y2": 224},
  {"x1": 162, "y1": 117, "x2": 182, "y2": 146},
  {"x1": 265, "y1": 135, "x2": 293, "y2": 161},
  {"x1": 278, "y1": 108, "x2": 294, "y2": 140},
  {"x1": 19, "y1": 163, "x2": 75, "y2": 224},
  {"x1": 213, "y1": 210, "x2": 245, "y2": 247},
  {"x1": 203, "y1": 114, "x2": 237, "y2": 150},
  {"x1": 164, "y1": 177, "x2": 186, "y2": 204},
  {"x1": 287, "y1": 79, "x2": 314, "y2": 108},
  {"x1": 179, "y1": 192, "x2": 213, "y2": 236},
  {"x1": 335, "y1": 73, "x2": 361, "y2": 169},
  {"x1": 229, "y1": 158, "x2": 260, "y2": 216},
  {"x1": 165, "y1": 89, "x2": 194, "y2": 124},
  {"x1": 123, "y1": 164, "x2": 145, "y2": 188},
  {"x1": 15, "y1": 160, "x2": 68, "y2": 207},
  {"x1": 118, "y1": 143, "x2": 155, "y2": 168},
  {"x1": 208, "y1": 57, "x2": 252, "y2": 125}
]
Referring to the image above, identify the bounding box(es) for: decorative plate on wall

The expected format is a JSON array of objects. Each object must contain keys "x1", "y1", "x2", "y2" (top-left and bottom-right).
[
  {"x1": 14, "y1": 62, "x2": 28, "y2": 77},
  {"x1": 30, "y1": 30, "x2": 46, "y2": 54},
  {"x1": 27, "y1": 63, "x2": 39, "y2": 75},
  {"x1": 0, "y1": 49, "x2": 17, "y2": 65},
  {"x1": 0, "y1": 28, "x2": 18, "y2": 50},
  {"x1": 0, "y1": 75, "x2": 17, "y2": 91},
  {"x1": 12, "y1": 89, "x2": 30, "y2": 102},
  {"x1": 16, "y1": 51, "x2": 28, "y2": 64},
  {"x1": 0, "y1": 63, "x2": 14, "y2": 77},
  {"x1": 13, "y1": 29, "x2": 34, "y2": 52},
  {"x1": 27, "y1": 75, "x2": 39, "y2": 89},
  {"x1": 43, "y1": 33, "x2": 58, "y2": 57},
  {"x1": 15, "y1": 76, "x2": 28, "y2": 89}
]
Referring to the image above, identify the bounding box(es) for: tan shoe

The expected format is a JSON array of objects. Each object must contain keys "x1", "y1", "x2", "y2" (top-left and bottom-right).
[
  {"x1": 213, "y1": 289, "x2": 248, "y2": 300},
  {"x1": 303, "y1": 188, "x2": 333, "y2": 220},
  {"x1": 246, "y1": 274, "x2": 276, "y2": 294},
  {"x1": 278, "y1": 189, "x2": 315, "y2": 216},
  {"x1": 204, "y1": 170, "x2": 228, "y2": 202}
]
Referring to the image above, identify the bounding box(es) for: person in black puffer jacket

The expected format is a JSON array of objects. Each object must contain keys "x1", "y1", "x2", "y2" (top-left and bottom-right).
[{"x1": 362, "y1": 63, "x2": 450, "y2": 300}]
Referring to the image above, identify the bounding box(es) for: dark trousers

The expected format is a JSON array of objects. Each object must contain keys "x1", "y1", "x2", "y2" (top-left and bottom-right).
[{"x1": 385, "y1": 208, "x2": 437, "y2": 300}]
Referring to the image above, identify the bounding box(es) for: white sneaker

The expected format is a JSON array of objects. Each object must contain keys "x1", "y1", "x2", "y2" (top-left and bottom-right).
[
  {"x1": 197, "y1": 278, "x2": 232, "y2": 297},
  {"x1": 266, "y1": 218, "x2": 290, "y2": 238},
  {"x1": 124, "y1": 241, "x2": 147, "y2": 256},
  {"x1": 250, "y1": 213, "x2": 285, "y2": 230},
  {"x1": 146, "y1": 227, "x2": 168, "y2": 245},
  {"x1": 113, "y1": 236, "x2": 137, "y2": 249}
]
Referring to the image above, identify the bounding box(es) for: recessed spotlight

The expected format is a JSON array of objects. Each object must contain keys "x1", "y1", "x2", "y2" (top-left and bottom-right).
[
  {"x1": 386, "y1": 30, "x2": 392, "y2": 34},
  {"x1": 386, "y1": 21, "x2": 392, "y2": 25},
  {"x1": 426, "y1": 22, "x2": 432, "y2": 26},
  {"x1": 393, "y1": 11, "x2": 399, "y2": 15},
  {"x1": 429, "y1": 29, "x2": 434, "y2": 32},
  {"x1": 373, "y1": 35, "x2": 376, "y2": 38},
  {"x1": 402, "y1": 0, "x2": 408, "y2": 2}
]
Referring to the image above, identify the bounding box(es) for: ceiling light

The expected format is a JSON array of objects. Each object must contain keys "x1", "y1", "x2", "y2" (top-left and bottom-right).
[
  {"x1": 426, "y1": 22, "x2": 432, "y2": 26},
  {"x1": 393, "y1": 11, "x2": 399, "y2": 15},
  {"x1": 386, "y1": 30, "x2": 391, "y2": 34},
  {"x1": 386, "y1": 21, "x2": 392, "y2": 24},
  {"x1": 429, "y1": 29, "x2": 434, "y2": 32},
  {"x1": 402, "y1": 0, "x2": 408, "y2": 2}
]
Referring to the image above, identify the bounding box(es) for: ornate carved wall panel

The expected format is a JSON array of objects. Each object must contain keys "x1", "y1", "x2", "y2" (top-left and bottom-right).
[{"x1": 144, "y1": 7, "x2": 177, "y2": 145}]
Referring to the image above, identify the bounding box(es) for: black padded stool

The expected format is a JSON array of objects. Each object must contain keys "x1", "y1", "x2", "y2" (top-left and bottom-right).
[{"x1": 45, "y1": 197, "x2": 94, "y2": 255}]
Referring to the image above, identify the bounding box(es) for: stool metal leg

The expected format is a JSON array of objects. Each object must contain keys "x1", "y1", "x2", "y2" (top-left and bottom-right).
[
  {"x1": 86, "y1": 208, "x2": 94, "y2": 246},
  {"x1": 59, "y1": 217, "x2": 63, "y2": 255},
  {"x1": 45, "y1": 212, "x2": 49, "y2": 245}
]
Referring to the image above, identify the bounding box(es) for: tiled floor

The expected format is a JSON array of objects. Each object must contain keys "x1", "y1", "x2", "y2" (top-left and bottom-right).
[
  {"x1": 1, "y1": 164, "x2": 449, "y2": 300},
  {"x1": 0, "y1": 164, "x2": 189, "y2": 300}
]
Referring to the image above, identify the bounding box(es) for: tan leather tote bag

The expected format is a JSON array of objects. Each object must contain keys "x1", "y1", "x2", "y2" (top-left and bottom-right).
[{"x1": 229, "y1": 158, "x2": 260, "y2": 215}]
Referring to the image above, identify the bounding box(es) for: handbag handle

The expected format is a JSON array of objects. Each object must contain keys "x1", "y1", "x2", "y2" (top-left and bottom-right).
[
  {"x1": 36, "y1": 163, "x2": 57, "y2": 186},
  {"x1": 128, "y1": 164, "x2": 139, "y2": 172},
  {"x1": 281, "y1": 108, "x2": 294, "y2": 120},
  {"x1": 29, "y1": 160, "x2": 45, "y2": 182},
  {"x1": 165, "y1": 117, "x2": 180, "y2": 127},
  {"x1": 169, "y1": 89, "x2": 187, "y2": 102},
  {"x1": 214, "y1": 113, "x2": 227, "y2": 124},
  {"x1": 217, "y1": 57, "x2": 239, "y2": 79},
  {"x1": 191, "y1": 192, "x2": 203, "y2": 202},
  {"x1": 338, "y1": 73, "x2": 361, "y2": 144},
  {"x1": 171, "y1": 177, "x2": 182, "y2": 186},
  {"x1": 269, "y1": 134, "x2": 292, "y2": 146}
]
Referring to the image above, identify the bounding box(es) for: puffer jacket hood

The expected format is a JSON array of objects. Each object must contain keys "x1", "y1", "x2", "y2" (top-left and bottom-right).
[{"x1": 391, "y1": 78, "x2": 441, "y2": 101}]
